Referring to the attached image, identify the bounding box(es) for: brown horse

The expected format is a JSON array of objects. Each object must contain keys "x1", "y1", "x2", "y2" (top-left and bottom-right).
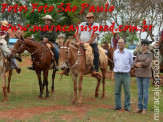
[
  {"x1": 59, "y1": 40, "x2": 108, "y2": 106},
  {"x1": 10, "y1": 35, "x2": 56, "y2": 97},
  {"x1": 102, "y1": 42, "x2": 115, "y2": 80}
]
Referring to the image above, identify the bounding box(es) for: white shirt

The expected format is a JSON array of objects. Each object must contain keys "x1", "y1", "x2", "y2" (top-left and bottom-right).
[
  {"x1": 78, "y1": 22, "x2": 100, "y2": 44},
  {"x1": 113, "y1": 48, "x2": 133, "y2": 73}
]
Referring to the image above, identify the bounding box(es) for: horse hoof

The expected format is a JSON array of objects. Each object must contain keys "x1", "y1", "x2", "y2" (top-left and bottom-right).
[
  {"x1": 45, "y1": 95, "x2": 49, "y2": 98},
  {"x1": 95, "y1": 93, "x2": 99, "y2": 98},
  {"x1": 4, "y1": 98, "x2": 8, "y2": 102},
  {"x1": 77, "y1": 103, "x2": 82, "y2": 107},
  {"x1": 38, "y1": 95, "x2": 43, "y2": 98},
  {"x1": 7, "y1": 91, "x2": 10, "y2": 93},
  {"x1": 102, "y1": 95, "x2": 105, "y2": 98},
  {"x1": 51, "y1": 90, "x2": 54, "y2": 93},
  {"x1": 72, "y1": 101, "x2": 76, "y2": 104}
]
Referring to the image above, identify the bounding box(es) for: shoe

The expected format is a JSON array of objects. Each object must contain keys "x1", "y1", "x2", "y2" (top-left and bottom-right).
[
  {"x1": 28, "y1": 66, "x2": 35, "y2": 70},
  {"x1": 16, "y1": 56, "x2": 22, "y2": 62},
  {"x1": 142, "y1": 109, "x2": 146, "y2": 115},
  {"x1": 91, "y1": 70, "x2": 99, "y2": 76},
  {"x1": 54, "y1": 66, "x2": 59, "y2": 71},
  {"x1": 16, "y1": 67, "x2": 21, "y2": 74},
  {"x1": 134, "y1": 108, "x2": 142, "y2": 113},
  {"x1": 125, "y1": 108, "x2": 131, "y2": 111},
  {"x1": 113, "y1": 107, "x2": 121, "y2": 110}
]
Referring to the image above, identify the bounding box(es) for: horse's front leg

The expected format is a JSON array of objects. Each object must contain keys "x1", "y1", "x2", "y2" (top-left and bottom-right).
[
  {"x1": 7, "y1": 69, "x2": 12, "y2": 93},
  {"x1": 2, "y1": 74, "x2": 7, "y2": 101},
  {"x1": 51, "y1": 69, "x2": 56, "y2": 92},
  {"x1": 101, "y1": 69, "x2": 106, "y2": 98},
  {"x1": 72, "y1": 74, "x2": 77, "y2": 104},
  {"x1": 78, "y1": 74, "x2": 83, "y2": 107},
  {"x1": 43, "y1": 70, "x2": 49, "y2": 97},
  {"x1": 36, "y1": 70, "x2": 43, "y2": 98}
]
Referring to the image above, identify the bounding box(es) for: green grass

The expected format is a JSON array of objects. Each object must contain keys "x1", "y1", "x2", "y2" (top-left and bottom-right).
[{"x1": 0, "y1": 57, "x2": 163, "y2": 122}]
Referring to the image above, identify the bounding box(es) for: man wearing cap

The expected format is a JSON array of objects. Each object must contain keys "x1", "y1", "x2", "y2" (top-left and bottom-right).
[
  {"x1": 75, "y1": 12, "x2": 100, "y2": 75},
  {"x1": 0, "y1": 20, "x2": 21, "y2": 73},
  {"x1": 38, "y1": 15, "x2": 59, "y2": 71}
]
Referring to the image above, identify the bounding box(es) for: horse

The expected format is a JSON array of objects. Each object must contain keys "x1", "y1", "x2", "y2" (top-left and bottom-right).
[
  {"x1": 10, "y1": 34, "x2": 56, "y2": 98},
  {"x1": 0, "y1": 32, "x2": 13, "y2": 101},
  {"x1": 102, "y1": 42, "x2": 115, "y2": 80},
  {"x1": 59, "y1": 39, "x2": 108, "y2": 106}
]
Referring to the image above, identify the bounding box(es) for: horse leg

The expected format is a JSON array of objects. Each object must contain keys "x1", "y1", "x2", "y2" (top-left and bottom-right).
[
  {"x1": 51, "y1": 69, "x2": 56, "y2": 92},
  {"x1": 72, "y1": 74, "x2": 77, "y2": 104},
  {"x1": 2, "y1": 74, "x2": 7, "y2": 101},
  {"x1": 43, "y1": 70, "x2": 49, "y2": 97},
  {"x1": 94, "y1": 74, "x2": 101, "y2": 98},
  {"x1": 111, "y1": 71, "x2": 114, "y2": 81},
  {"x1": 7, "y1": 69, "x2": 12, "y2": 93},
  {"x1": 36, "y1": 70, "x2": 43, "y2": 98},
  {"x1": 101, "y1": 68, "x2": 106, "y2": 98},
  {"x1": 78, "y1": 74, "x2": 83, "y2": 107}
]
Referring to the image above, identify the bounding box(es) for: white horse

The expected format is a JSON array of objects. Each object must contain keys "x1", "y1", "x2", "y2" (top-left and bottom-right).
[{"x1": 0, "y1": 31, "x2": 12, "y2": 101}]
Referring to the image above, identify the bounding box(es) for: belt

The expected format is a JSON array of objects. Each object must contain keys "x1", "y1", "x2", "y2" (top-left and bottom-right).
[{"x1": 116, "y1": 72, "x2": 129, "y2": 74}]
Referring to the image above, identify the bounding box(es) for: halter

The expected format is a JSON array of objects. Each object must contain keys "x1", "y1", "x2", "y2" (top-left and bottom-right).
[{"x1": 59, "y1": 45, "x2": 82, "y2": 70}]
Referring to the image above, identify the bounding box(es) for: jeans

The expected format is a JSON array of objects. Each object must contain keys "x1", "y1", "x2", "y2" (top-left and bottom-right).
[
  {"x1": 136, "y1": 77, "x2": 150, "y2": 110},
  {"x1": 90, "y1": 43, "x2": 99, "y2": 72},
  {"x1": 53, "y1": 42, "x2": 59, "y2": 60},
  {"x1": 114, "y1": 73, "x2": 130, "y2": 109}
]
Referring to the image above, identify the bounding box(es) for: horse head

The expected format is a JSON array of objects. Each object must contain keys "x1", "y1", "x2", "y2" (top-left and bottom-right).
[
  {"x1": 10, "y1": 34, "x2": 25, "y2": 62},
  {"x1": 58, "y1": 38, "x2": 72, "y2": 70}
]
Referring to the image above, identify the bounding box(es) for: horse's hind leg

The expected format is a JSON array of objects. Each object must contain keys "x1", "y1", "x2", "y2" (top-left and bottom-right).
[
  {"x1": 78, "y1": 74, "x2": 83, "y2": 107},
  {"x1": 43, "y1": 70, "x2": 49, "y2": 97},
  {"x1": 72, "y1": 74, "x2": 77, "y2": 104},
  {"x1": 94, "y1": 75, "x2": 101, "y2": 98},
  {"x1": 2, "y1": 74, "x2": 7, "y2": 101},
  {"x1": 101, "y1": 68, "x2": 106, "y2": 98},
  {"x1": 36, "y1": 70, "x2": 43, "y2": 98},
  {"x1": 51, "y1": 69, "x2": 56, "y2": 92},
  {"x1": 7, "y1": 69, "x2": 12, "y2": 93}
]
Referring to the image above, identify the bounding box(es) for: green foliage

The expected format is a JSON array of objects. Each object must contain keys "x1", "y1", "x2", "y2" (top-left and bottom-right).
[{"x1": 101, "y1": 32, "x2": 113, "y2": 44}]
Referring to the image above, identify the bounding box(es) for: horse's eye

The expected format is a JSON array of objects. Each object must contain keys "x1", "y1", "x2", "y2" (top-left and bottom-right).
[
  {"x1": 65, "y1": 52, "x2": 68, "y2": 54},
  {"x1": 0, "y1": 43, "x2": 3, "y2": 45}
]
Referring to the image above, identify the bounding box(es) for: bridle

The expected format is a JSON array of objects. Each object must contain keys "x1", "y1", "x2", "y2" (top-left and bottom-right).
[{"x1": 59, "y1": 44, "x2": 82, "y2": 70}]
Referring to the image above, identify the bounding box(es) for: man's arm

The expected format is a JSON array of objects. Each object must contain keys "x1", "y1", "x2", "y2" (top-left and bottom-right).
[{"x1": 88, "y1": 33, "x2": 98, "y2": 44}]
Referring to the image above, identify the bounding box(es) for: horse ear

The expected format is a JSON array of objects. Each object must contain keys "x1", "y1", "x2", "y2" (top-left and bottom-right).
[
  {"x1": 20, "y1": 35, "x2": 24, "y2": 41},
  {"x1": 15, "y1": 34, "x2": 20, "y2": 40},
  {"x1": 65, "y1": 37, "x2": 72, "y2": 47}
]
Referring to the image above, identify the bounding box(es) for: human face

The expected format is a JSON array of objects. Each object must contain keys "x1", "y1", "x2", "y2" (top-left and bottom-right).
[
  {"x1": 141, "y1": 44, "x2": 148, "y2": 51},
  {"x1": 44, "y1": 19, "x2": 52, "y2": 25},
  {"x1": 118, "y1": 39, "x2": 125, "y2": 50},
  {"x1": 86, "y1": 17, "x2": 94, "y2": 25}
]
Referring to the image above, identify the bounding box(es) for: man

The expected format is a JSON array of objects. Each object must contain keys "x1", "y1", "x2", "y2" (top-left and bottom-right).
[
  {"x1": 29, "y1": 15, "x2": 59, "y2": 71},
  {"x1": 111, "y1": 31, "x2": 120, "y2": 49},
  {"x1": 113, "y1": 38, "x2": 133, "y2": 111},
  {"x1": 75, "y1": 12, "x2": 100, "y2": 75},
  {"x1": 0, "y1": 20, "x2": 21, "y2": 73}
]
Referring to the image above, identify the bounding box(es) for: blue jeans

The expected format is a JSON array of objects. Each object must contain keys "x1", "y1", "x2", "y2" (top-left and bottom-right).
[
  {"x1": 136, "y1": 77, "x2": 150, "y2": 110},
  {"x1": 115, "y1": 73, "x2": 130, "y2": 109},
  {"x1": 53, "y1": 43, "x2": 59, "y2": 60}
]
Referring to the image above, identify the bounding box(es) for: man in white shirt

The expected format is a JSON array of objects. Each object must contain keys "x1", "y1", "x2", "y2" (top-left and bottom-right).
[{"x1": 75, "y1": 12, "x2": 100, "y2": 75}]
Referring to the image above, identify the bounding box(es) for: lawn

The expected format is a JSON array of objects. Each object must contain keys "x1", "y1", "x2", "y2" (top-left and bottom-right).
[{"x1": 0, "y1": 57, "x2": 162, "y2": 122}]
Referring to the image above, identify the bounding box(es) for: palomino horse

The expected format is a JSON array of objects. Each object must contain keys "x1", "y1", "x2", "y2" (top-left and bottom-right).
[
  {"x1": 102, "y1": 42, "x2": 115, "y2": 80},
  {"x1": 11, "y1": 35, "x2": 56, "y2": 97},
  {"x1": 59, "y1": 39, "x2": 108, "y2": 106},
  {"x1": 0, "y1": 31, "x2": 12, "y2": 101}
]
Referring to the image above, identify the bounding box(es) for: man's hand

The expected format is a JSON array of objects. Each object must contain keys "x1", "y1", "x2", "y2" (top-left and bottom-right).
[{"x1": 43, "y1": 38, "x2": 48, "y2": 43}]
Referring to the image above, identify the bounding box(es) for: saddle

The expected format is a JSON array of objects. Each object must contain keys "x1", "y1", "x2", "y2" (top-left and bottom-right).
[{"x1": 44, "y1": 41, "x2": 54, "y2": 57}]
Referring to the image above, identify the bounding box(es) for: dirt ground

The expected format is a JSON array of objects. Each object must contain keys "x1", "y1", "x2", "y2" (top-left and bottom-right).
[{"x1": 1, "y1": 56, "x2": 162, "y2": 120}]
